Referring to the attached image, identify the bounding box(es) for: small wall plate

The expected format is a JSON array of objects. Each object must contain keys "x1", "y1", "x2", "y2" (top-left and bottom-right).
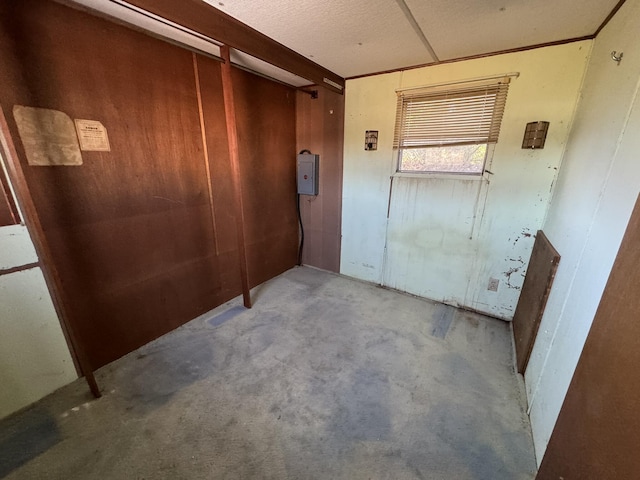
[{"x1": 365, "y1": 130, "x2": 378, "y2": 151}]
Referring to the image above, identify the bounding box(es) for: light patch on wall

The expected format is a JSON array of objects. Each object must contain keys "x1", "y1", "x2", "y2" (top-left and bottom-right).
[{"x1": 13, "y1": 106, "x2": 82, "y2": 166}]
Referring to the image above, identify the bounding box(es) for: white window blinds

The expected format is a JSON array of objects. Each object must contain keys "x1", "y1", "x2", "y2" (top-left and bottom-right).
[{"x1": 393, "y1": 79, "x2": 510, "y2": 150}]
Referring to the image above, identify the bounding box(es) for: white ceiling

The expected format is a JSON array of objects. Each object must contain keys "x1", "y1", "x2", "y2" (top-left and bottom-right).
[
  {"x1": 202, "y1": 0, "x2": 620, "y2": 78},
  {"x1": 69, "y1": 0, "x2": 620, "y2": 86}
]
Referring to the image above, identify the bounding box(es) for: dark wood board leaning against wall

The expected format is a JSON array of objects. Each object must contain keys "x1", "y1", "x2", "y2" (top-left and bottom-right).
[
  {"x1": 0, "y1": 0, "x2": 298, "y2": 368},
  {"x1": 512, "y1": 230, "x2": 560, "y2": 373}
]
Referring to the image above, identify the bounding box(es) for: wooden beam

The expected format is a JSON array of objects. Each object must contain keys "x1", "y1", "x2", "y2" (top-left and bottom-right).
[
  {"x1": 220, "y1": 45, "x2": 252, "y2": 309},
  {"x1": 0, "y1": 106, "x2": 101, "y2": 398},
  {"x1": 119, "y1": 0, "x2": 345, "y2": 94}
]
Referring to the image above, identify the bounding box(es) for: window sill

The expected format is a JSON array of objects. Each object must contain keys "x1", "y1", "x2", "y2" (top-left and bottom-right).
[{"x1": 392, "y1": 171, "x2": 488, "y2": 181}]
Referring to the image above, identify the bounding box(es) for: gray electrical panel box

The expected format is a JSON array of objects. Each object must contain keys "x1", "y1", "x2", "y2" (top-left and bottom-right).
[{"x1": 296, "y1": 153, "x2": 319, "y2": 195}]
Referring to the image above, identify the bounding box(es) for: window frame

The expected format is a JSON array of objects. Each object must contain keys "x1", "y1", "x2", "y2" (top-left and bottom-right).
[{"x1": 393, "y1": 77, "x2": 510, "y2": 176}]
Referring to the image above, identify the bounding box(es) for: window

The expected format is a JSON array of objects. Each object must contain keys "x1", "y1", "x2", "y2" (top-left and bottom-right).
[{"x1": 393, "y1": 79, "x2": 510, "y2": 174}]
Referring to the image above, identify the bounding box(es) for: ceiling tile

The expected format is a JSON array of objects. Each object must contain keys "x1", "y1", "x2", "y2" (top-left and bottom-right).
[
  {"x1": 202, "y1": 0, "x2": 437, "y2": 77},
  {"x1": 406, "y1": 0, "x2": 619, "y2": 60}
]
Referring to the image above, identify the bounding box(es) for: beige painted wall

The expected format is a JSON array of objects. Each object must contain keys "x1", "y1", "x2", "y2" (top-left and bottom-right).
[
  {"x1": 527, "y1": 0, "x2": 640, "y2": 463},
  {"x1": 341, "y1": 41, "x2": 591, "y2": 319},
  {"x1": 0, "y1": 215, "x2": 77, "y2": 419}
]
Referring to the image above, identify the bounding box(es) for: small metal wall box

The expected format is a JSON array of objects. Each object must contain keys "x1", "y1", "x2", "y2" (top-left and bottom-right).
[
  {"x1": 522, "y1": 121, "x2": 549, "y2": 149},
  {"x1": 296, "y1": 153, "x2": 319, "y2": 195},
  {"x1": 365, "y1": 130, "x2": 378, "y2": 151}
]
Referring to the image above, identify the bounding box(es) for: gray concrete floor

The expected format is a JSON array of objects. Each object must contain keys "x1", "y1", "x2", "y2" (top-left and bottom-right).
[{"x1": 0, "y1": 266, "x2": 537, "y2": 479}]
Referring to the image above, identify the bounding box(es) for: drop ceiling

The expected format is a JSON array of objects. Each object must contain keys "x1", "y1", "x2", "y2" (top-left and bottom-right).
[
  {"x1": 69, "y1": 0, "x2": 621, "y2": 86},
  {"x1": 202, "y1": 0, "x2": 620, "y2": 78}
]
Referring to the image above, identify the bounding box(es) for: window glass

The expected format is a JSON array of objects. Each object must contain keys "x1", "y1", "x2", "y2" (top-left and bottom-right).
[{"x1": 399, "y1": 144, "x2": 488, "y2": 174}]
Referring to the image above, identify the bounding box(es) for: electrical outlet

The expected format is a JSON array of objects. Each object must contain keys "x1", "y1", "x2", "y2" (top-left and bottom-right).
[{"x1": 487, "y1": 278, "x2": 499, "y2": 292}]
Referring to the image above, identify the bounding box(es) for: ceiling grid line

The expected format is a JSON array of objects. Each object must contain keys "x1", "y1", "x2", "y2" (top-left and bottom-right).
[{"x1": 394, "y1": 0, "x2": 440, "y2": 63}]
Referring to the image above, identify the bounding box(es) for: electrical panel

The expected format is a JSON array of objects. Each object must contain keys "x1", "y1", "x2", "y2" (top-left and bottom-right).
[{"x1": 296, "y1": 153, "x2": 319, "y2": 195}]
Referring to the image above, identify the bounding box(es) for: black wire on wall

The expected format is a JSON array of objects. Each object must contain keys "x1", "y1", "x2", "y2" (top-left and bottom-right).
[{"x1": 297, "y1": 149, "x2": 312, "y2": 266}]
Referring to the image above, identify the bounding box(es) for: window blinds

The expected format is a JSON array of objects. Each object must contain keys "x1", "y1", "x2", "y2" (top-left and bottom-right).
[{"x1": 393, "y1": 79, "x2": 510, "y2": 150}]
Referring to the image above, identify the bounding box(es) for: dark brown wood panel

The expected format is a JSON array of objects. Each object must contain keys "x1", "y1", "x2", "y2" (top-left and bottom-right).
[
  {"x1": 537, "y1": 194, "x2": 640, "y2": 479},
  {"x1": 195, "y1": 57, "x2": 243, "y2": 305},
  {"x1": 231, "y1": 68, "x2": 298, "y2": 286},
  {"x1": 512, "y1": 230, "x2": 560, "y2": 373},
  {"x1": 0, "y1": 0, "x2": 219, "y2": 368},
  {"x1": 0, "y1": 0, "x2": 298, "y2": 368},
  {"x1": 295, "y1": 88, "x2": 344, "y2": 273},
  {"x1": 197, "y1": 52, "x2": 299, "y2": 298}
]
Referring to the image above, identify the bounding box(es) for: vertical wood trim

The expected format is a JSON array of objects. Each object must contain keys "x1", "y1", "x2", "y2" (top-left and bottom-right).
[
  {"x1": 0, "y1": 106, "x2": 101, "y2": 398},
  {"x1": 0, "y1": 158, "x2": 20, "y2": 224},
  {"x1": 220, "y1": 45, "x2": 252, "y2": 308},
  {"x1": 192, "y1": 52, "x2": 219, "y2": 256}
]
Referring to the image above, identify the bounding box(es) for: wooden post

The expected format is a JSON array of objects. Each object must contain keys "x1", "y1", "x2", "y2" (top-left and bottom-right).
[
  {"x1": 220, "y1": 45, "x2": 252, "y2": 308},
  {"x1": 0, "y1": 106, "x2": 101, "y2": 398}
]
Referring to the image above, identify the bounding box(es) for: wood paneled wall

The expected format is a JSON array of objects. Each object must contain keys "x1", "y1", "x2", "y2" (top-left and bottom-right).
[
  {"x1": 232, "y1": 69, "x2": 298, "y2": 284},
  {"x1": 0, "y1": 0, "x2": 297, "y2": 369},
  {"x1": 295, "y1": 88, "x2": 344, "y2": 272}
]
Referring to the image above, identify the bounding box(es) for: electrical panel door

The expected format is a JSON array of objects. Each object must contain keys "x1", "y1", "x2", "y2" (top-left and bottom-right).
[{"x1": 296, "y1": 153, "x2": 319, "y2": 195}]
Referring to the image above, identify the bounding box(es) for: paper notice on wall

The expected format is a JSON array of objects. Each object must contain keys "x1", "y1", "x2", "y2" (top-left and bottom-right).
[
  {"x1": 74, "y1": 119, "x2": 110, "y2": 152},
  {"x1": 13, "y1": 106, "x2": 83, "y2": 166}
]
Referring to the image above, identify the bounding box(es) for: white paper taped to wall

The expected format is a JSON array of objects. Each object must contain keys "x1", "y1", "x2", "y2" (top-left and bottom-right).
[
  {"x1": 74, "y1": 119, "x2": 110, "y2": 152},
  {"x1": 13, "y1": 106, "x2": 83, "y2": 166}
]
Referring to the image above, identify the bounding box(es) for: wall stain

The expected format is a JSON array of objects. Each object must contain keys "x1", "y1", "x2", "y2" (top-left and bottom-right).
[{"x1": 503, "y1": 257, "x2": 525, "y2": 290}]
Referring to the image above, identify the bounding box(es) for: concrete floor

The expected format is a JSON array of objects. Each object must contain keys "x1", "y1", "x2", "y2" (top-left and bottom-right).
[{"x1": 0, "y1": 266, "x2": 537, "y2": 479}]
